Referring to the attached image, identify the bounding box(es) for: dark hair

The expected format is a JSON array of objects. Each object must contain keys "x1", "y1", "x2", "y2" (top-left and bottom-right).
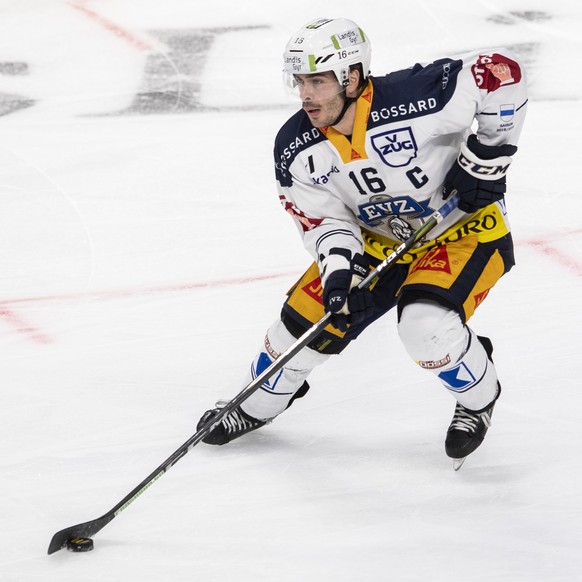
[{"x1": 349, "y1": 64, "x2": 368, "y2": 91}]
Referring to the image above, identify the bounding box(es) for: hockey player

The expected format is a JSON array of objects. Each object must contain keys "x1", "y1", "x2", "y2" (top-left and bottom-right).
[{"x1": 198, "y1": 17, "x2": 527, "y2": 466}]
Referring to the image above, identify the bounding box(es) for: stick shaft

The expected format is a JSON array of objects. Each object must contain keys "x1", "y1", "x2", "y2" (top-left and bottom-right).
[{"x1": 48, "y1": 194, "x2": 459, "y2": 554}]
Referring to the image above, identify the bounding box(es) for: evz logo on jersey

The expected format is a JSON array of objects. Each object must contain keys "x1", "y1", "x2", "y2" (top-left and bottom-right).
[
  {"x1": 371, "y1": 127, "x2": 418, "y2": 168},
  {"x1": 357, "y1": 196, "x2": 433, "y2": 227}
]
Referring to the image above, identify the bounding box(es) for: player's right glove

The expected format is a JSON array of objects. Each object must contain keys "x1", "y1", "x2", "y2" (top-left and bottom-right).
[
  {"x1": 321, "y1": 248, "x2": 375, "y2": 332},
  {"x1": 442, "y1": 134, "x2": 518, "y2": 214}
]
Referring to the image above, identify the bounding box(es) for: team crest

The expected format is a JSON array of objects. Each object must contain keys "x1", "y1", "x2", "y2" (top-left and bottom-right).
[
  {"x1": 471, "y1": 54, "x2": 522, "y2": 92},
  {"x1": 371, "y1": 127, "x2": 418, "y2": 167}
]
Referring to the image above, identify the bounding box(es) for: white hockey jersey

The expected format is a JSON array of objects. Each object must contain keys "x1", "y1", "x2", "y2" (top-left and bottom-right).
[{"x1": 274, "y1": 49, "x2": 528, "y2": 266}]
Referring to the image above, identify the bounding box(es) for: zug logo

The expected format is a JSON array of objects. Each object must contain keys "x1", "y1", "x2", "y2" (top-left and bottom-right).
[{"x1": 371, "y1": 127, "x2": 418, "y2": 168}]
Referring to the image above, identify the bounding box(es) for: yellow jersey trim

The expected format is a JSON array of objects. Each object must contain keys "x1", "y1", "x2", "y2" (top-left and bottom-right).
[
  {"x1": 320, "y1": 81, "x2": 374, "y2": 164},
  {"x1": 362, "y1": 204, "x2": 510, "y2": 264}
]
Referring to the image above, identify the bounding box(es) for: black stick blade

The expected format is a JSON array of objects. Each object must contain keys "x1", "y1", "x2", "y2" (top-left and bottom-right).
[{"x1": 47, "y1": 514, "x2": 113, "y2": 554}]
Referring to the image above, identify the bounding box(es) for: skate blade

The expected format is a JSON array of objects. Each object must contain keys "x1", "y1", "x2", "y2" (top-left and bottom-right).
[{"x1": 452, "y1": 457, "x2": 466, "y2": 471}]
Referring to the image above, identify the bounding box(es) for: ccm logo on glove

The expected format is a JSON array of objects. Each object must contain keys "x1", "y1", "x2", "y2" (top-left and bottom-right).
[
  {"x1": 443, "y1": 134, "x2": 517, "y2": 214},
  {"x1": 457, "y1": 150, "x2": 512, "y2": 178}
]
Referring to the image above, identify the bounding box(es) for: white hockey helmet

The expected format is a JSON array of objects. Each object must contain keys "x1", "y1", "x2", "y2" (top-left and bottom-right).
[{"x1": 283, "y1": 17, "x2": 371, "y2": 92}]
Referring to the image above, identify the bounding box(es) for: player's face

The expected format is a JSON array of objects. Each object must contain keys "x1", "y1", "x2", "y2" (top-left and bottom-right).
[{"x1": 294, "y1": 73, "x2": 345, "y2": 127}]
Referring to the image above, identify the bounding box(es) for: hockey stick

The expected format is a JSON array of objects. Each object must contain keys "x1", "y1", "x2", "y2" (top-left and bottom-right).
[{"x1": 47, "y1": 194, "x2": 460, "y2": 555}]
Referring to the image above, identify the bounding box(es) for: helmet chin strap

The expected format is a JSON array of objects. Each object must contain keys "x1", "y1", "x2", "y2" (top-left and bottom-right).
[
  {"x1": 330, "y1": 90, "x2": 356, "y2": 128},
  {"x1": 329, "y1": 79, "x2": 366, "y2": 128}
]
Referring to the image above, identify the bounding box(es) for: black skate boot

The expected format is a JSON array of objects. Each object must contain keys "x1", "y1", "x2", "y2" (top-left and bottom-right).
[
  {"x1": 445, "y1": 398, "x2": 496, "y2": 466},
  {"x1": 197, "y1": 401, "x2": 268, "y2": 445},
  {"x1": 445, "y1": 335, "x2": 499, "y2": 470}
]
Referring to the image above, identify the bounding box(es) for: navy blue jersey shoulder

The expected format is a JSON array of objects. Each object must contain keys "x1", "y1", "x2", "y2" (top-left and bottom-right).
[
  {"x1": 369, "y1": 58, "x2": 463, "y2": 129},
  {"x1": 274, "y1": 109, "x2": 327, "y2": 187}
]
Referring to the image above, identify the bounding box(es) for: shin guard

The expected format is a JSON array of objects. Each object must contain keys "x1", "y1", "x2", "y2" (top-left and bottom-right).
[{"x1": 398, "y1": 300, "x2": 499, "y2": 411}]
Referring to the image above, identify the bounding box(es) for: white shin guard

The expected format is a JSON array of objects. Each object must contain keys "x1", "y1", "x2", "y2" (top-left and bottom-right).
[
  {"x1": 240, "y1": 319, "x2": 330, "y2": 421},
  {"x1": 398, "y1": 300, "x2": 499, "y2": 411}
]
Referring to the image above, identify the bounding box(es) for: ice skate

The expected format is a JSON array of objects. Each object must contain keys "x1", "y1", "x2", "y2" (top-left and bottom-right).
[
  {"x1": 197, "y1": 401, "x2": 268, "y2": 445},
  {"x1": 445, "y1": 399, "x2": 496, "y2": 470}
]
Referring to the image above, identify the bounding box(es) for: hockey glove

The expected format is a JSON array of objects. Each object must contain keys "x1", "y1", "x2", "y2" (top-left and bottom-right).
[
  {"x1": 321, "y1": 248, "x2": 375, "y2": 332},
  {"x1": 442, "y1": 134, "x2": 518, "y2": 214}
]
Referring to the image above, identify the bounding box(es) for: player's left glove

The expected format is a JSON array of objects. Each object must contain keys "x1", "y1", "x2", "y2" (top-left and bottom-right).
[
  {"x1": 442, "y1": 134, "x2": 518, "y2": 214},
  {"x1": 321, "y1": 248, "x2": 375, "y2": 332}
]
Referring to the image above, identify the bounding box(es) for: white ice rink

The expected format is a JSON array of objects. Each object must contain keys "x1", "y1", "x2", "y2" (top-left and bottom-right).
[{"x1": 1, "y1": 1, "x2": 582, "y2": 580}]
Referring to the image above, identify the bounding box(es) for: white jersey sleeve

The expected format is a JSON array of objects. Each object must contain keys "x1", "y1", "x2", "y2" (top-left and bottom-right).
[
  {"x1": 274, "y1": 118, "x2": 365, "y2": 264},
  {"x1": 470, "y1": 49, "x2": 527, "y2": 145}
]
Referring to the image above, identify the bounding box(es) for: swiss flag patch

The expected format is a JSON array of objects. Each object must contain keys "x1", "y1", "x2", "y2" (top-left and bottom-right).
[{"x1": 471, "y1": 53, "x2": 522, "y2": 92}]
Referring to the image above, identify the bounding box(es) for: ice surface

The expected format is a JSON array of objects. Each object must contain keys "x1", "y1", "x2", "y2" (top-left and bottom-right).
[{"x1": 1, "y1": 1, "x2": 581, "y2": 580}]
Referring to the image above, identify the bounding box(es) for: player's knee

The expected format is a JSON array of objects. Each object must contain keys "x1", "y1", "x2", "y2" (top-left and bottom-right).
[
  {"x1": 240, "y1": 319, "x2": 329, "y2": 420},
  {"x1": 397, "y1": 299, "x2": 468, "y2": 366},
  {"x1": 398, "y1": 299, "x2": 499, "y2": 410},
  {"x1": 265, "y1": 319, "x2": 330, "y2": 372}
]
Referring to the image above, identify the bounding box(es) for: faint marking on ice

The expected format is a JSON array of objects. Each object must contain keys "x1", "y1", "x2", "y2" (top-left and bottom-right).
[
  {"x1": 118, "y1": 26, "x2": 270, "y2": 115},
  {"x1": 0, "y1": 62, "x2": 34, "y2": 117},
  {"x1": 488, "y1": 11, "x2": 552, "y2": 25},
  {"x1": 520, "y1": 229, "x2": 582, "y2": 276},
  {"x1": 68, "y1": 0, "x2": 154, "y2": 52},
  {"x1": 0, "y1": 62, "x2": 29, "y2": 76},
  {"x1": 0, "y1": 143, "x2": 98, "y2": 300},
  {"x1": 0, "y1": 307, "x2": 52, "y2": 344},
  {"x1": 0, "y1": 92, "x2": 35, "y2": 117},
  {"x1": 0, "y1": 271, "x2": 300, "y2": 307}
]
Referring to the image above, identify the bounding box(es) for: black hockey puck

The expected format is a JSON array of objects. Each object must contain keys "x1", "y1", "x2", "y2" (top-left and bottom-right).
[{"x1": 66, "y1": 537, "x2": 94, "y2": 552}]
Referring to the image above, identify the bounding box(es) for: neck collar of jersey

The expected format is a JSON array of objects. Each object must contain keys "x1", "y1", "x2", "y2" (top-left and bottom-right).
[{"x1": 320, "y1": 79, "x2": 374, "y2": 164}]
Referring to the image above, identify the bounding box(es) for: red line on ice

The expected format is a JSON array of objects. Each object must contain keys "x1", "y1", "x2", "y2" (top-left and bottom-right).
[
  {"x1": 522, "y1": 241, "x2": 582, "y2": 276},
  {"x1": 0, "y1": 271, "x2": 298, "y2": 307},
  {"x1": 520, "y1": 228, "x2": 582, "y2": 276},
  {"x1": 68, "y1": 0, "x2": 154, "y2": 52},
  {"x1": 0, "y1": 307, "x2": 52, "y2": 344}
]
